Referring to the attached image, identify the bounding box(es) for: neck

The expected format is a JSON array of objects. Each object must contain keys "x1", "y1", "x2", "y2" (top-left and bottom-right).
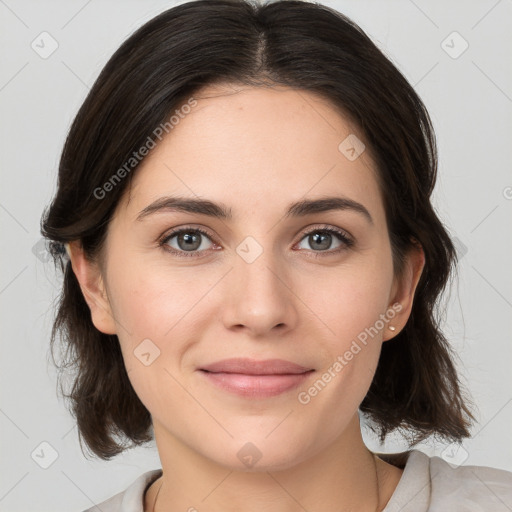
[{"x1": 146, "y1": 414, "x2": 403, "y2": 512}]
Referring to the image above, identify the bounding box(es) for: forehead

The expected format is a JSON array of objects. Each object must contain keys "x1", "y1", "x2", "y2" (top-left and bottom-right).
[{"x1": 120, "y1": 84, "x2": 384, "y2": 224}]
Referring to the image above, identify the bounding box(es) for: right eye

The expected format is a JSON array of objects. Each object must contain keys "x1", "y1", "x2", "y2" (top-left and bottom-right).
[{"x1": 160, "y1": 227, "x2": 218, "y2": 258}]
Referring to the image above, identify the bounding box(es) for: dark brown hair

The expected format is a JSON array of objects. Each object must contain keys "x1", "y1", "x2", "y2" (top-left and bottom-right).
[{"x1": 41, "y1": 0, "x2": 474, "y2": 460}]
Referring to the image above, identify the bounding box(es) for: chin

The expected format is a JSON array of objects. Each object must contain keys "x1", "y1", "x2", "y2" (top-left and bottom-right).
[{"x1": 201, "y1": 431, "x2": 316, "y2": 473}]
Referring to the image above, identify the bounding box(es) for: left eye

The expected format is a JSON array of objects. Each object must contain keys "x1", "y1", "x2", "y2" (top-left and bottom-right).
[
  {"x1": 296, "y1": 228, "x2": 353, "y2": 253},
  {"x1": 160, "y1": 226, "x2": 353, "y2": 257}
]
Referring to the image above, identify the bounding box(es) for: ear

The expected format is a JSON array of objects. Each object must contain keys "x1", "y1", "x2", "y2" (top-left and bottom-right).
[
  {"x1": 383, "y1": 241, "x2": 425, "y2": 341},
  {"x1": 67, "y1": 241, "x2": 117, "y2": 335}
]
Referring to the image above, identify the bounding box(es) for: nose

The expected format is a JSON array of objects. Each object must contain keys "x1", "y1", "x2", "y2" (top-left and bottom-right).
[{"x1": 221, "y1": 245, "x2": 298, "y2": 338}]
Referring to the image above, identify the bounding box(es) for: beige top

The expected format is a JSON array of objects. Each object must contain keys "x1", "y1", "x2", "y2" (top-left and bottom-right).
[{"x1": 82, "y1": 449, "x2": 512, "y2": 511}]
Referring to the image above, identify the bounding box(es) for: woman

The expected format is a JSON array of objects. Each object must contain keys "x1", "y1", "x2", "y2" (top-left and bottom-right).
[{"x1": 41, "y1": 0, "x2": 512, "y2": 510}]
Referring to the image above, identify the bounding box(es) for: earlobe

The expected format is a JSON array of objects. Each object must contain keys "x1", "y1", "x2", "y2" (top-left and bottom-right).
[
  {"x1": 67, "y1": 241, "x2": 118, "y2": 335},
  {"x1": 384, "y1": 243, "x2": 425, "y2": 341}
]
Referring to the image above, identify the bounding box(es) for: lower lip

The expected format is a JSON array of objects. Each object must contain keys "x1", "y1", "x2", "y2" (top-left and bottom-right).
[{"x1": 199, "y1": 370, "x2": 313, "y2": 398}]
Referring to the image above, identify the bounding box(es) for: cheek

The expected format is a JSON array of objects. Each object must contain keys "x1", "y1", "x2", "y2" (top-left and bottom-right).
[
  {"x1": 106, "y1": 270, "x2": 190, "y2": 415},
  {"x1": 296, "y1": 252, "x2": 394, "y2": 401},
  {"x1": 103, "y1": 257, "x2": 221, "y2": 407},
  {"x1": 106, "y1": 257, "x2": 211, "y2": 342},
  {"x1": 302, "y1": 251, "x2": 394, "y2": 347}
]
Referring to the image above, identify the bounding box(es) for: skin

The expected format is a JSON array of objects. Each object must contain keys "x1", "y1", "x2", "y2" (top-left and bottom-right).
[{"x1": 69, "y1": 84, "x2": 424, "y2": 511}]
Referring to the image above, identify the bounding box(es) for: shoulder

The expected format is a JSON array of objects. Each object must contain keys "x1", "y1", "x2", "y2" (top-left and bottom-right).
[
  {"x1": 81, "y1": 469, "x2": 163, "y2": 512},
  {"x1": 381, "y1": 449, "x2": 512, "y2": 512},
  {"x1": 428, "y1": 452, "x2": 512, "y2": 509}
]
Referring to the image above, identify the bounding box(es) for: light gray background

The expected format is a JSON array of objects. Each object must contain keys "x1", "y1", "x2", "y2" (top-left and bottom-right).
[{"x1": 1, "y1": 0, "x2": 511, "y2": 511}]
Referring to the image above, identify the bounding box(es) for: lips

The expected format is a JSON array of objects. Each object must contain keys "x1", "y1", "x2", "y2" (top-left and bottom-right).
[
  {"x1": 200, "y1": 358, "x2": 313, "y2": 375},
  {"x1": 198, "y1": 358, "x2": 314, "y2": 398}
]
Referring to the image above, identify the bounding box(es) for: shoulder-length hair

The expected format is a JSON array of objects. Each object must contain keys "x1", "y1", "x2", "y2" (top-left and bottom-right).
[{"x1": 41, "y1": 0, "x2": 474, "y2": 460}]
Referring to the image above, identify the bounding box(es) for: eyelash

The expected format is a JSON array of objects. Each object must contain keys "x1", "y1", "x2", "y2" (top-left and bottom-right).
[{"x1": 158, "y1": 224, "x2": 354, "y2": 259}]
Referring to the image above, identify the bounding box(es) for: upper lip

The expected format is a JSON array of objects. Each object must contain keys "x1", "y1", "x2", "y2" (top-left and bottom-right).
[{"x1": 199, "y1": 358, "x2": 313, "y2": 375}]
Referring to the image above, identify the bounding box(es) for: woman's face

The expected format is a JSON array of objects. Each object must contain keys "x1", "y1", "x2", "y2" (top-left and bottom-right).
[{"x1": 78, "y1": 84, "x2": 421, "y2": 471}]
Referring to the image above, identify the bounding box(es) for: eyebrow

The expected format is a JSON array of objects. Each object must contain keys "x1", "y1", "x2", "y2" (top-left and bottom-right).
[{"x1": 136, "y1": 195, "x2": 373, "y2": 224}]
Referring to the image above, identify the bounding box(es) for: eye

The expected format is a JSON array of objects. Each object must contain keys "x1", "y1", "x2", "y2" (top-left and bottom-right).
[
  {"x1": 295, "y1": 226, "x2": 354, "y2": 256},
  {"x1": 159, "y1": 225, "x2": 354, "y2": 258},
  {"x1": 160, "y1": 227, "x2": 217, "y2": 257}
]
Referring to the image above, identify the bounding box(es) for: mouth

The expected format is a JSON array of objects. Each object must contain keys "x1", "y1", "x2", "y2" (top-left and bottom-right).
[{"x1": 198, "y1": 358, "x2": 315, "y2": 398}]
